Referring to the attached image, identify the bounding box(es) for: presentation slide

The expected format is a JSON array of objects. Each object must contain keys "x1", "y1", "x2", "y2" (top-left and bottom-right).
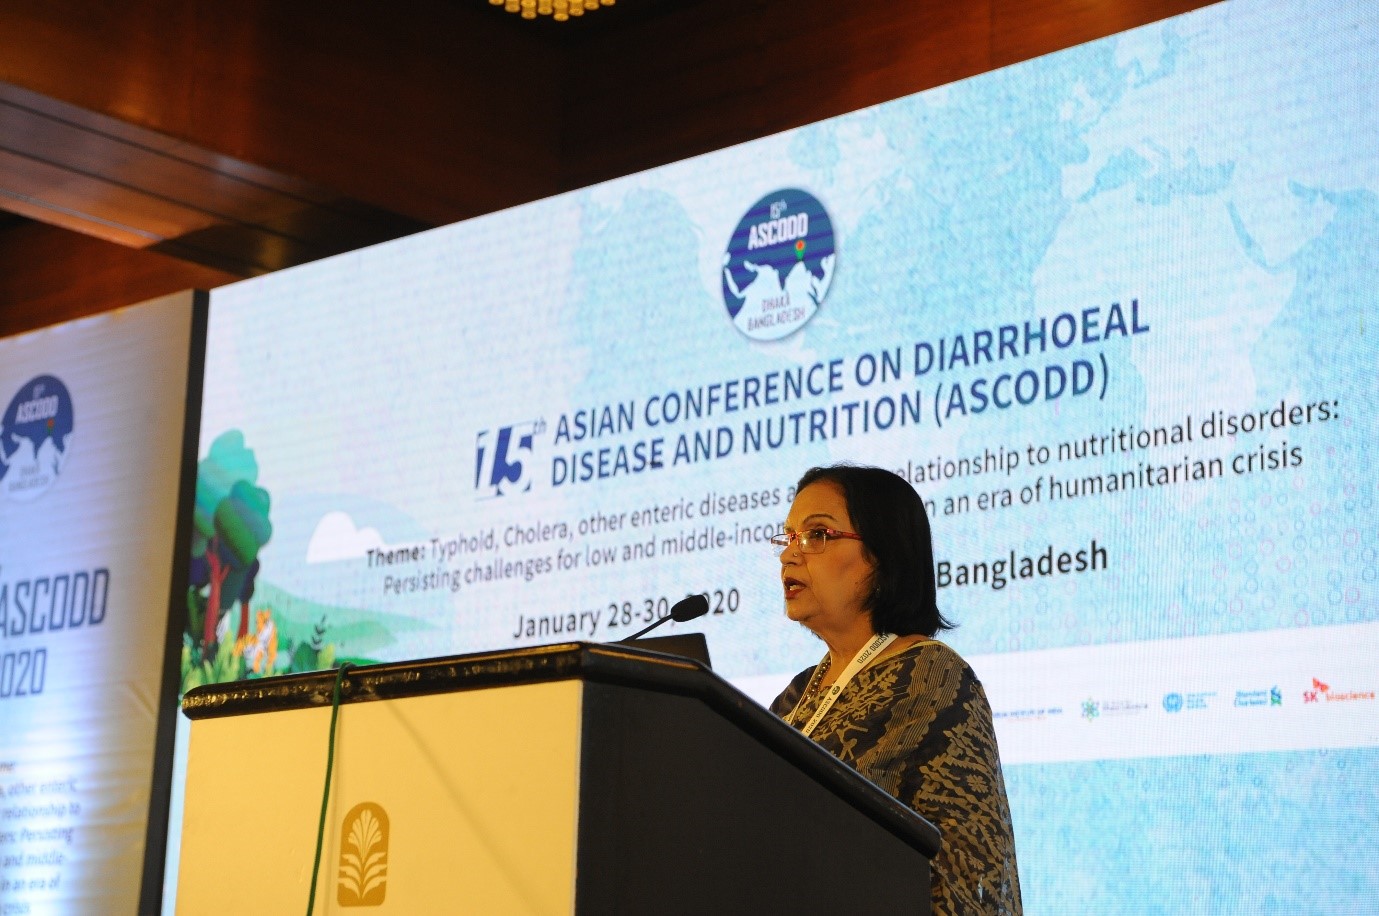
[
  {"x1": 0, "y1": 293, "x2": 199, "y2": 915},
  {"x1": 180, "y1": 0, "x2": 1375, "y2": 910}
]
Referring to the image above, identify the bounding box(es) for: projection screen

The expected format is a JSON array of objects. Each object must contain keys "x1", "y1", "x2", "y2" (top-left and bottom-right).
[{"x1": 177, "y1": 1, "x2": 1377, "y2": 910}]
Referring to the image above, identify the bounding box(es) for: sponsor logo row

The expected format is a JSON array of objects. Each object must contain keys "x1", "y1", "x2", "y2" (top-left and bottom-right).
[{"x1": 993, "y1": 676, "x2": 1375, "y2": 724}]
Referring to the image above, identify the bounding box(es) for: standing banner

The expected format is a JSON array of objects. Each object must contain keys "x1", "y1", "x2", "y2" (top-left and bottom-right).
[{"x1": 0, "y1": 292, "x2": 204, "y2": 915}]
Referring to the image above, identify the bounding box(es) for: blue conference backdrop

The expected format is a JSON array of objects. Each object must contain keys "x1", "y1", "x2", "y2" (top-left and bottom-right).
[{"x1": 170, "y1": 1, "x2": 1377, "y2": 912}]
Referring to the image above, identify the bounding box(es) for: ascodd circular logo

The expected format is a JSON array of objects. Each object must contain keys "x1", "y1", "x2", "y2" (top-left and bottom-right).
[
  {"x1": 721, "y1": 188, "x2": 835, "y2": 341},
  {"x1": 0, "y1": 374, "x2": 75, "y2": 501}
]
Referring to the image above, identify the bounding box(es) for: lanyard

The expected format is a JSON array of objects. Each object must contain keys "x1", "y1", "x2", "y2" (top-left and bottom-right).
[{"x1": 792, "y1": 632, "x2": 897, "y2": 738}]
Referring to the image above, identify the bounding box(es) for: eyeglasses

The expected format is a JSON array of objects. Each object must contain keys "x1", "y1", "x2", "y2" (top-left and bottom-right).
[{"x1": 770, "y1": 526, "x2": 863, "y2": 555}]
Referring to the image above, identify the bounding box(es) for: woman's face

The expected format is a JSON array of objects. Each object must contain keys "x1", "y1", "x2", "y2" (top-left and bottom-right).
[{"x1": 779, "y1": 481, "x2": 876, "y2": 640}]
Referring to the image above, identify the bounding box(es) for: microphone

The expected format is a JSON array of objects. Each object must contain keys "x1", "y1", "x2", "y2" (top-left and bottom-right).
[{"x1": 620, "y1": 593, "x2": 709, "y2": 641}]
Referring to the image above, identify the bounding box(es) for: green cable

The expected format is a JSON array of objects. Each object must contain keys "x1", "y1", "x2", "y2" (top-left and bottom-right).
[{"x1": 306, "y1": 662, "x2": 352, "y2": 916}]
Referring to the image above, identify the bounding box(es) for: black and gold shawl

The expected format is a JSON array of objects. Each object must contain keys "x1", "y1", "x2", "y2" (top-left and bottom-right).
[{"x1": 772, "y1": 639, "x2": 1022, "y2": 915}]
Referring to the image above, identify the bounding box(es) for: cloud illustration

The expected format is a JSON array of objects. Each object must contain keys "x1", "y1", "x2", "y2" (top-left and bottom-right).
[{"x1": 305, "y1": 511, "x2": 386, "y2": 563}]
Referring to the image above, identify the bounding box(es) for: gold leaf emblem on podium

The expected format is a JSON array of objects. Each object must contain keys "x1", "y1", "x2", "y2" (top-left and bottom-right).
[{"x1": 338, "y1": 802, "x2": 389, "y2": 906}]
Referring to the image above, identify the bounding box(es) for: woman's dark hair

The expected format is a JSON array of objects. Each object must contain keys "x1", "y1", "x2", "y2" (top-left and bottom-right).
[{"x1": 796, "y1": 464, "x2": 955, "y2": 636}]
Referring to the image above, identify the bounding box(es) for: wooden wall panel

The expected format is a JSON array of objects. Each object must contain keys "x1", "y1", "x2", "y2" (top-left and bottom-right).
[
  {"x1": 563, "y1": 0, "x2": 992, "y2": 189},
  {"x1": 563, "y1": 0, "x2": 1215, "y2": 190},
  {"x1": 989, "y1": 0, "x2": 1214, "y2": 70},
  {"x1": 0, "y1": 0, "x2": 564, "y2": 225},
  {"x1": 0, "y1": 220, "x2": 237, "y2": 338}
]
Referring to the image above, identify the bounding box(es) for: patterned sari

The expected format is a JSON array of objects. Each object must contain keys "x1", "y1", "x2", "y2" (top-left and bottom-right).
[{"x1": 772, "y1": 639, "x2": 1022, "y2": 915}]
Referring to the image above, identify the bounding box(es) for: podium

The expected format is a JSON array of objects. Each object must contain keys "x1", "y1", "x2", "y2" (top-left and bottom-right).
[{"x1": 178, "y1": 642, "x2": 940, "y2": 914}]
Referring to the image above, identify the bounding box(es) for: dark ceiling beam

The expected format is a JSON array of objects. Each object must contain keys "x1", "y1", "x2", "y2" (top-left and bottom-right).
[{"x1": 0, "y1": 81, "x2": 429, "y2": 276}]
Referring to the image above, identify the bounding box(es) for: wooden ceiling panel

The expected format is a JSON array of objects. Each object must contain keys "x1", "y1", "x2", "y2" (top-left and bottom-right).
[{"x1": 0, "y1": 143, "x2": 219, "y2": 245}]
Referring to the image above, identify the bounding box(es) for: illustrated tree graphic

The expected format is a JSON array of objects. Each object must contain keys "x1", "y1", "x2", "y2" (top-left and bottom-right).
[{"x1": 189, "y1": 431, "x2": 272, "y2": 658}]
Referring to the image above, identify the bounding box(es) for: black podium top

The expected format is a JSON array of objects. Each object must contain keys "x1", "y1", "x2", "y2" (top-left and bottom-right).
[{"x1": 182, "y1": 641, "x2": 941, "y2": 857}]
